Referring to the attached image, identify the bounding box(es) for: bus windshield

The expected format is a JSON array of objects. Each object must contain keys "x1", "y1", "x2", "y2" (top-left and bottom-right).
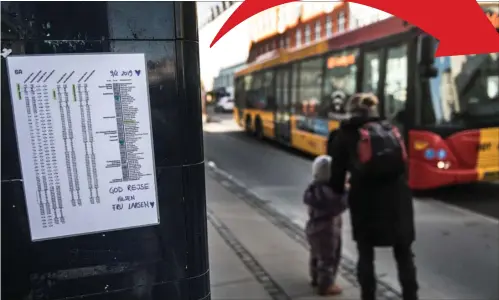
[{"x1": 428, "y1": 52, "x2": 499, "y2": 126}]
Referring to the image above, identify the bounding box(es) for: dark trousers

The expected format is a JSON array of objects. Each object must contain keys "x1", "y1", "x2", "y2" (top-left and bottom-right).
[
  {"x1": 308, "y1": 234, "x2": 342, "y2": 292},
  {"x1": 356, "y1": 242, "x2": 418, "y2": 300}
]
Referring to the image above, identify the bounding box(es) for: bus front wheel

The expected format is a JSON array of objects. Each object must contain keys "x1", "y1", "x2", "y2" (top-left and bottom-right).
[
  {"x1": 254, "y1": 117, "x2": 264, "y2": 140},
  {"x1": 245, "y1": 116, "x2": 253, "y2": 135}
]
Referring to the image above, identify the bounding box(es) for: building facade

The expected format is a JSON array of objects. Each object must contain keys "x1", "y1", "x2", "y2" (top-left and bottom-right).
[
  {"x1": 197, "y1": 1, "x2": 394, "y2": 90},
  {"x1": 246, "y1": 2, "x2": 392, "y2": 63},
  {"x1": 213, "y1": 62, "x2": 246, "y2": 97}
]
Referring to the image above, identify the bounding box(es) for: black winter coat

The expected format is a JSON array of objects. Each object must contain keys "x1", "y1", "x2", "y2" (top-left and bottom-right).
[{"x1": 327, "y1": 116, "x2": 415, "y2": 246}]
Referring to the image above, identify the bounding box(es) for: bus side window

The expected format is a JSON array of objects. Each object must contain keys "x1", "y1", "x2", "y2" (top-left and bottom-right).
[
  {"x1": 263, "y1": 70, "x2": 276, "y2": 110},
  {"x1": 299, "y1": 57, "x2": 324, "y2": 118},
  {"x1": 322, "y1": 49, "x2": 358, "y2": 117},
  {"x1": 244, "y1": 75, "x2": 253, "y2": 108},
  {"x1": 235, "y1": 77, "x2": 246, "y2": 108},
  {"x1": 291, "y1": 63, "x2": 300, "y2": 114},
  {"x1": 250, "y1": 73, "x2": 264, "y2": 109},
  {"x1": 244, "y1": 75, "x2": 253, "y2": 91},
  {"x1": 362, "y1": 51, "x2": 381, "y2": 95},
  {"x1": 384, "y1": 44, "x2": 408, "y2": 126}
]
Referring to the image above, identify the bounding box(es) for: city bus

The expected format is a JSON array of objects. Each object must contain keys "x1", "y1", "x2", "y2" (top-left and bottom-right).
[{"x1": 233, "y1": 15, "x2": 499, "y2": 190}]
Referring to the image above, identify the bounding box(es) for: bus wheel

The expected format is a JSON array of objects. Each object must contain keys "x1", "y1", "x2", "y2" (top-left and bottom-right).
[
  {"x1": 245, "y1": 116, "x2": 253, "y2": 135},
  {"x1": 254, "y1": 117, "x2": 264, "y2": 140}
]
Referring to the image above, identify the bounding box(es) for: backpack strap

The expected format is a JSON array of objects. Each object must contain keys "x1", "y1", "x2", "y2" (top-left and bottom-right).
[
  {"x1": 390, "y1": 126, "x2": 408, "y2": 160},
  {"x1": 357, "y1": 124, "x2": 373, "y2": 164}
]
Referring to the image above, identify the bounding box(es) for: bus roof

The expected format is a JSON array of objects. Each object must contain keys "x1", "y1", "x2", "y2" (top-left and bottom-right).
[{"x1": 235, "y1": 17, "x2": 415, "y2": 77}]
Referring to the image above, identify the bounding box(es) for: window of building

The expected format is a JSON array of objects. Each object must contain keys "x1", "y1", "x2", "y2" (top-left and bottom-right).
[
  {"x1": 305, "y1": 25, "x2": 311, "y2": 44},
  {"x1": 315, "y1": 20, "x2": 321, "y2": 40},
  {"x1": 322, "y1": 49, "x2": 358, "y2": 117},
  {"x1": 280, "y1": 36, "x2": 284, "y2": 48},
  {"x1": 338, "y1": 11, "x2": 345, "y2": 33},
  {"x1": 384, "y1": 44, "x2": 408, "y2": 123},
  {"x1": 286, "y1": 35, "x2": 290, "y2": 48},
  {"x1": 326, "y1": 15, "x2": 333, "y2": 37},
  {"x1": 299, "y1": 57, "x2": 323, "y2": 117},
  {"x1": 296, "y1": 29, "x2": 302, "y2": 47}
]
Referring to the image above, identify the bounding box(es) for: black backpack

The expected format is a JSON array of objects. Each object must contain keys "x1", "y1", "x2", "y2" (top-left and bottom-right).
[{"x1": 354, "y1": 121, "x2": 408, "y2": 178}]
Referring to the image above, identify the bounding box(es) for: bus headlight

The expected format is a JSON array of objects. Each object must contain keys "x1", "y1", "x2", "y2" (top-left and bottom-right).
[
  {"x1": 437, "y1": 149, "x2": 447, "y2": 160},
  {"x1": 437, "y1": 161, "x2": 451, "y2": 169},
  {"x1": 424, "y1": 148, "x2": 435, "y2": 160}
]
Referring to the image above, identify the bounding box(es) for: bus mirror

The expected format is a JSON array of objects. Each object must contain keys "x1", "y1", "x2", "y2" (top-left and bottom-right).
[
  {"x1": 421, "y1": 65, "x2": 438, "y2": 78},
  {"x1": 420, "y1": 35, "x2": 435, "y2": 66}
]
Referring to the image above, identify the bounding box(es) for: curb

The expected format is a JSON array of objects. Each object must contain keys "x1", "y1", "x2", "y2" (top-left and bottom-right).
[{"x1": 206, "y1": 161, "x2": 403, "y2": 300}]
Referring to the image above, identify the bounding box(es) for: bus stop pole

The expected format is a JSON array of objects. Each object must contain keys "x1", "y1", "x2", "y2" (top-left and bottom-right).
[{"x1": 1, "y1": 2, "x2": 210, "y2": 299}]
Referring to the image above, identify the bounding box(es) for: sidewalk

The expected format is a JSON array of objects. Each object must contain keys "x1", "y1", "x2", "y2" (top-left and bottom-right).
[{"x1": 206, "y1": 170, "x2": 361, "y2": 300}]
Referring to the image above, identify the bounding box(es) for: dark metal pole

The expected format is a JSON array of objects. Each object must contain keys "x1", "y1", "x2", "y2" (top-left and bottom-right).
[{"x1": 1, "y1": 2, "x2": 210, "y2": 299}]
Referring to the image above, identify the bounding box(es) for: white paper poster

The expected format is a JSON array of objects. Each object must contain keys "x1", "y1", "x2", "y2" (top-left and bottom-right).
[{"x1": 6, "y1": 53, "x2": 159, "y2": 241}]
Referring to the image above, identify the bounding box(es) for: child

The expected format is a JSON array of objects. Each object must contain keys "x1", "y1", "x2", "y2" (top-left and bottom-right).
[{"x1": 304, "y1": 155, "x2": 348, "y2": 296}]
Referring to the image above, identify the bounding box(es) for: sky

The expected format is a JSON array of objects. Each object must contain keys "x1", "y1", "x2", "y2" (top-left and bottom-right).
[{"x1": 197, "y1": 2, "x2": 224, "y2": 27}]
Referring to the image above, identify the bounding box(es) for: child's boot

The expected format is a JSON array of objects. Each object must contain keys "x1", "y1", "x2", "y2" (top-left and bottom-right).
[{"x1": 318, "y1": 284, "x2": 342, "y2": 296}]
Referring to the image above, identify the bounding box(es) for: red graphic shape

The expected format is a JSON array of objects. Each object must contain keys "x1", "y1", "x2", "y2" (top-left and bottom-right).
[
  {"x1": 209, "y1": 0, "x2": 499, "y2": 57},
  {"x1": 209, "y1": 0, "x2": 296, "y2": 48}
]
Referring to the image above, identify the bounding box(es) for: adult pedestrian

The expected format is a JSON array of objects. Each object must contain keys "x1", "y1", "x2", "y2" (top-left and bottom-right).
[{"x1": 326, "y1": 93, "x2": 419, "y2": 300}]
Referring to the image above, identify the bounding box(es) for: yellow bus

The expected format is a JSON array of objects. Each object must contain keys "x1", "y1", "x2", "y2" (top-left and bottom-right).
[{"x1": 233, "y1": 15, "x2": 499, "y2": 190}]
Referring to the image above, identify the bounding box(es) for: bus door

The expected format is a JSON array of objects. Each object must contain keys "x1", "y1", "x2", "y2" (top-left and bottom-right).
[
  {"x1": 361, "y1": 48, "x2": 383, "y2": 105},
  {"x1": 362, "y1": 43, "x2": 409, "y2": 132},
  {"x1": 274, "y1": 66, "x2": 292, "y2": 144},
  {"x1": 382, "y1": 43, "x2": 409, "y2": 132},
  {"x1": 234, "y1": 76, "x2": 246, "y2": 126}
]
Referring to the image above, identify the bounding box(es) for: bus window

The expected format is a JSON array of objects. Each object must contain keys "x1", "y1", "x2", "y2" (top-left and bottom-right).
[
  {"x1": 235, "y1": 76, "x2": 246, "y2": 108},
  {"x1": 282, "y1": 69, "x2": 290, "y2": 110},
  {"x1": 384, "y1": 44, "x2": 408, "y2": 124},
  {"x1": 291, "y1": 62, "x2": 300, "y2": 114},
  {"x1": 321, "y1": 49, "x2": 358, "y2": 118},
  {"x1": 299, "y1": 57, "x2": 323, "y2": 118},
  {"x1": 362, "y1": 51, "x2": 381, "y2": 95},
  {"x1": 276, "y1": 69, "x2": 288, "y2": 110},
  {"x1": 251, "y1": 72, "x2": 263, "y2": 90},
  {"x1": 248, "y1": 72, "x2": 263, "y2": 109},
  {"x1": 427, "y1": 52, "x2": 499, "y2": 126},
  {"x1": 244, "y1": 75, "x2": 253, "y2": 91},
  {"x1": 263, "y1": 70, "x2": 276, "y2": 110}
]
